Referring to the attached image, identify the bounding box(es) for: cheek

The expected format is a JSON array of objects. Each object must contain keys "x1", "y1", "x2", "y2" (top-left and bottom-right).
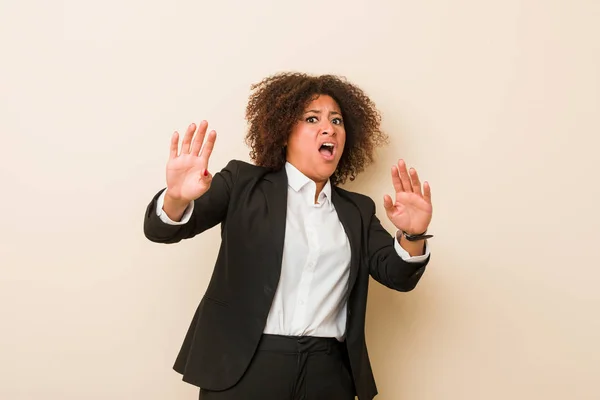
[
  {"x1": 287, "y1": 129, "x2": 303, "y2": 149},
  {"x1": 297, "y1": 128, "x2": 316, "y2": 149},
  {"x1": 339, "y1": 131, "x2": 347, "y2": 152},
  {"x1": 287, "y1": 129, "x2": 314, "y2": 158}
]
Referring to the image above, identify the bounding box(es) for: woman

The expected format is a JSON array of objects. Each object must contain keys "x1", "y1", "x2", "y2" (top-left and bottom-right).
[{"x1": 144, "y1": 72, "x2": 433, "y2": 400}]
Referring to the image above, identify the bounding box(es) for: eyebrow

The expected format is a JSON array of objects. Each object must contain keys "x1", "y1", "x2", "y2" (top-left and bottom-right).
[{"x1": 304, "y1": 109, "x2": 342, "y2": 116}]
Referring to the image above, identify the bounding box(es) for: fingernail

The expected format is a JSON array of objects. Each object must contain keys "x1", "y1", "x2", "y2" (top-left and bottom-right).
[{"x1": 203, "y1": 169, "x2": 208, "y2": 176}]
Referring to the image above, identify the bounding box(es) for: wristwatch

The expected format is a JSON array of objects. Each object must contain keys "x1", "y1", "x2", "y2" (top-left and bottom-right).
[{"x1": 401, "y1": 230, "x2": 434, "y2": 242}]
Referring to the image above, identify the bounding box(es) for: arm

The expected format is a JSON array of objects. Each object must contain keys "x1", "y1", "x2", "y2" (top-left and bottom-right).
[
  {"x1": 371, "y1": 158, "x2": 433, "y2": 290},
  {"x1": 368, "y1": 204, "x2": 429, "y2": 292}
]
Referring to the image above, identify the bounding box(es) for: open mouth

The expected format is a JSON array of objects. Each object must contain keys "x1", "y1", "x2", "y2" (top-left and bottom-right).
[{"x1": 319, "y1": 142, "x2": 335, "y2": 160}]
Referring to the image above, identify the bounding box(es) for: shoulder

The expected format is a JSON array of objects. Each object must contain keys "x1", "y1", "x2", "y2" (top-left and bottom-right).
[
  {"x1": 333, "y1": 186, "x2": 376, "y2": 215},
  {"x1": 218, "y1": 159, "x2": 278, "y2": 188},
  {"x1": 220, "y1": 159, "x2": 270, "y2": 177}
]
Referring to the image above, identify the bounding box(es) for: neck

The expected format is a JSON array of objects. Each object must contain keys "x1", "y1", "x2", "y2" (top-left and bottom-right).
[
  {"x1": 314, "y1": 180, "x2": 326, "y2": 204},
  {"x1": 284, "y1": 160, "x2": 329, "y2": 203}
]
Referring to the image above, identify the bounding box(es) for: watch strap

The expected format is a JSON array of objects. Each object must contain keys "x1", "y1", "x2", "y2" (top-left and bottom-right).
[{"x1": 402, "y1": 230, "x2": 434, "y2": 241}]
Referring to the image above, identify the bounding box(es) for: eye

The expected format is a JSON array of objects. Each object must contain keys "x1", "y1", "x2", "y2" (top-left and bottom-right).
[
  {"x1": 332, "y1": 117, "x2": 343, "y2": 125},
  {"x1": 306, "y1": 116, "x2": 318, "y2": 123}
]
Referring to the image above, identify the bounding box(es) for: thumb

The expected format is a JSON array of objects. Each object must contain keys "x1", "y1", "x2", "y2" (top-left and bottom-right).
[{"x1": 383, "y1": 195, "x2": 394, "y2": 213}]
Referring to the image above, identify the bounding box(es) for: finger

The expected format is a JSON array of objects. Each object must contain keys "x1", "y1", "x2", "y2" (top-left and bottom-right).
[
  {"x1": 409, "y1": 168, "x2": 422, "y2": 197},
  {"x1": 397, "y1": 159, "x2": 413, "y2": 193},
  {"x1": 191, "y1": 120, "x2": 209, "y2": 156},
  {"x1": 391, "y1": 165, "x2": 404, "y2": 193},
  {"x1": 169, "y1": 131, "x2": 179, "y2": 159},
  {"x1": 423, "y1": 181, "x2": 432, "y2": 204},
  {"x1": 383, "y1": 194, "x2": 394, "y2": 212},
  {"x1": 200, "y1": 130, "x2": 217, "y2": 164},
  {"x1": 181, "y1": 123, "x2": 196, "y2": 154}
]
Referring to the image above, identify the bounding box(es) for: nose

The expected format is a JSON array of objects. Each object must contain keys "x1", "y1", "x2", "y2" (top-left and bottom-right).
[{"x1": 320, "y1": 120, "x2": 336, "y2": 136}]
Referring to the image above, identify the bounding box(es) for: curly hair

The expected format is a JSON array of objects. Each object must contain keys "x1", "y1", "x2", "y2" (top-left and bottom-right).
[{"x1": 244, "y1": 72, "x2": 388, "y2": 185}]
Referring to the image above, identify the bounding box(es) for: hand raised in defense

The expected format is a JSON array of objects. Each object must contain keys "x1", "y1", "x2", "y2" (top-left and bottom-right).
[
  {"x1": 165, "y1": 121, "x2": 216, "y2": 204},
  {"x1": 383, "y1": 159, "x2": 433, "y2": 235}
]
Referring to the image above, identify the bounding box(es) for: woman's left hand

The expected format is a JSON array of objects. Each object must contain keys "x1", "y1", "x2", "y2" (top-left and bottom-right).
[{"x1": 383, "y1": 159, "x2": 433, "y2": 235}]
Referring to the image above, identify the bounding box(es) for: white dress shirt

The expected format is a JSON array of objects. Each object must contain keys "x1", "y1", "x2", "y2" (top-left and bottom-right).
[{"x1": 156, "y1": 162, "x2": 430, "y2": 340}]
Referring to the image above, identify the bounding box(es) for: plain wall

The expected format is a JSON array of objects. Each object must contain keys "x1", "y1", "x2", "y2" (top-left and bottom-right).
[{"x1": 1, "y1": 0, "x2": 599, "y2": 399}]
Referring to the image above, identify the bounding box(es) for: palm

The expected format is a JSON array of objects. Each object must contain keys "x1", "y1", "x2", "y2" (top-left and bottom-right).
[
  {"x1": 166, "y1": 121, "x2": 217, "y2": 203},
  {"x1": 383, "y1": 160, "x2": 433, "y2": 235}
]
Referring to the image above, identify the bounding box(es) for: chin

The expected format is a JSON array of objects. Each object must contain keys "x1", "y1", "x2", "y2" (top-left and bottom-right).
[{"x1": 314, "y1": 165, "x2": 337, "y2": 181}]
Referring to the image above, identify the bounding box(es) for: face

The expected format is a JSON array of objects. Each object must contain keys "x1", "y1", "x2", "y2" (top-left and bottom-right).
[{"x1": 286, "y1": 94, "x2": 346, "y2": 184}]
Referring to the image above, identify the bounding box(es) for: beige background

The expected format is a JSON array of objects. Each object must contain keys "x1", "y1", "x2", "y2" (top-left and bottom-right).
[{"x1": 1, "y1": 0, "x2": 599, "y2": 399}]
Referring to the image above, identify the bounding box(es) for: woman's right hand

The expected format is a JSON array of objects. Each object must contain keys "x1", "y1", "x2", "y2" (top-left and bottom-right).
[{"x1": 165, "y1": 121, "x2": 216, "y2": 206}]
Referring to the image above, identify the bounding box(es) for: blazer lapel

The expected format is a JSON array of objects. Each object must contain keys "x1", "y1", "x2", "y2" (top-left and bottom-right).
[
  {"x1": 331, "y1": 187, "x2": 362, "y2": 295},
  {"x1": 263, "y1": 167, "x2": 288, "y2": 271}
]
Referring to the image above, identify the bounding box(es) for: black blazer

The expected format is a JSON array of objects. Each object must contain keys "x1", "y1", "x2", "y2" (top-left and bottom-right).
[{"x1": 143, "y1": 160, "x2": 429, "y2": 400}]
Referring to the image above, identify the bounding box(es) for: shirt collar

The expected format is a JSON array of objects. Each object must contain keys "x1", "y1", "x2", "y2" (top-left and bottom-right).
[{"x1": 285, "y1": 162, "x2": 332, "y2": 204}]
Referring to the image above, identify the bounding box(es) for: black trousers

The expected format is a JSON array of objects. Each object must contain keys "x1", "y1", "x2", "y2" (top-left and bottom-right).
[{"x1": 199, "y1": 334, "x2": 356, "y2": 400}]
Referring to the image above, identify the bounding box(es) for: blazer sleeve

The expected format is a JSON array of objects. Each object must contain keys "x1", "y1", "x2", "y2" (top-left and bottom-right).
[
  {"x1": 366, "y1": 199, "x2": 429, "y2": 292},
  {"x1": 143, "y1": 160, "x2": 238, "y2": 243}
]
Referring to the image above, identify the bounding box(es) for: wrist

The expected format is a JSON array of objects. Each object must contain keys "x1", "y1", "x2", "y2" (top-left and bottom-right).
[
  {"x1": 164, "y1": 190, "x2": 188, "y2": 206},
  {"x1": 397, "y1": 233, "x2": 427, "y2": 257},
  {"x1": 399, "y1": 229, "x2": 433, "y2": 242},
  {"x1": 163, "y1": 191, "x2": 190, "y2": 216}
]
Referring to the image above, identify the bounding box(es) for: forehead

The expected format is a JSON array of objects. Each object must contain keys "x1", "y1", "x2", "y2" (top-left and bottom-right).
[{"x1": 304, "y1": 94, "x2": 341, "y2": 112}]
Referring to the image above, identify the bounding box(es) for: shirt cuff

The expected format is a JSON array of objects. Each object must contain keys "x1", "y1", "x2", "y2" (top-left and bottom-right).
[
  {"x1": 393, "y1": 230, "x2": 430, "y2": 262},
  {"x1": 156, "y1": 189, "x2": 194, "y2": 225}
]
